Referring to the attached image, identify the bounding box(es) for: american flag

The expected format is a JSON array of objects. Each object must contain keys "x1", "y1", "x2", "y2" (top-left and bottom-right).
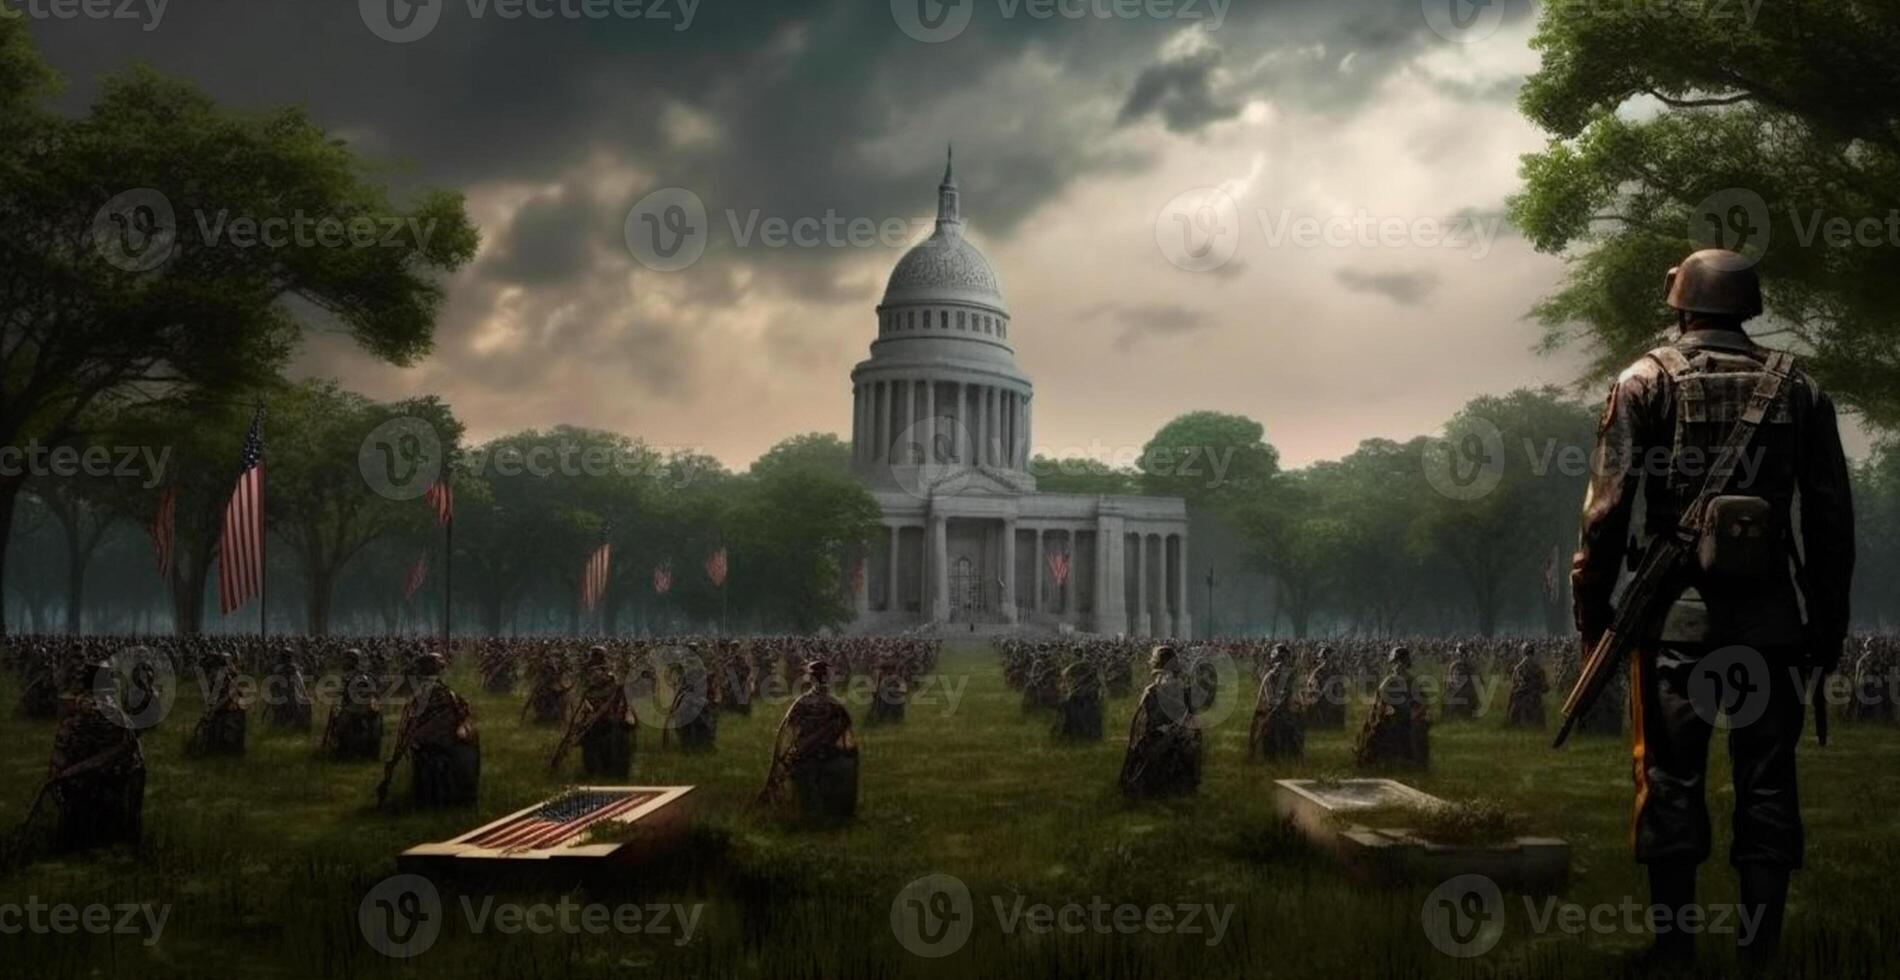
[
  {"x1": 217, "y1": 411, "x2": 265, "y2": 616},
  {"x1": 465, "y1": 789, "x2": 660, "y2": 854},
  {"x1": 404, "y1": 552, "x2": 429, "y2": 602},
  {"x1": 653, "y1": 563, "x2": 672, "y2": 595},
  {"x1": 1048, "y1": 550, "x2": 1071, "y2": 589},
  {"x1": 151, "y1": 485, "x2": 177, "y2": 578},
  {"x1": 704, "y1": 546, "x2": 728, "y2": 588},
  {"x1": 581, "y1": 532, "x2": 613, "y2": 612},
  {"x1": 423, "y1": 475, "x2": 454, "y2": 527}
]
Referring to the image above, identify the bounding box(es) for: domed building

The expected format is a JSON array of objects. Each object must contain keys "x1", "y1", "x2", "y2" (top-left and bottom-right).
[{"x1": 848, "y1": 150, "x2": 1191, "y2": 637}]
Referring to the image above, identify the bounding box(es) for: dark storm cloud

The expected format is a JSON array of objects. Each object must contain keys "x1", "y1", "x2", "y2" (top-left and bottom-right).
[
  {"x1": 1333, "y1": 267, "x2": 1441, "y2": 304},
  {"x1": 1116, "y1": 38, "x2": 1241, "y2": 132},
  {"x1": 1081, "y1": 301, "x2": 1212, "y2": 351},
  {"x1": 481, "y1": 190, "x2": 601, "y2": 286}
]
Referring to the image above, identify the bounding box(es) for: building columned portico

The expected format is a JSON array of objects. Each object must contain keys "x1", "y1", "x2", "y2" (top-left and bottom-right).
[{"x1": 847, "y1": 150, "x2": 1190, "y2": 638}]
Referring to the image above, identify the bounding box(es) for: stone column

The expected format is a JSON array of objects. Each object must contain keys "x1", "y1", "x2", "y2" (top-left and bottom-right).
[
  {"x1": 1002, "y1": 518, "x2": 1017, "y2": 624},
  {"x1": 974, "y1": 384, "x2": 986, "y2": 468},
  {"x1": 877, "y1": 381, "x2": 891, "y2": 463},
  {"x1": 886, "y1": 525, "x2": 900, "y2": 613},
  {"x1": 1136, "y1": 533, "x2": 1153, "y2": 636},
  {"x1": 988, "y1": 387, "x2": 1000, "y2": 465},
  {"x1": 924, "y1": 379, "x2": 936, "y2": 465},
  {"x1": 1021, "y1": 395, "x2": 1033, "y2": 467},
  {"x1": 1031, "y1": 529, "x2": 1044, "y2": 617},
  {"x1": 1094, "y1": 514, "x2": 1124, "y2": 634},
  {"x1": 929, "y1": 513, "x2": 948, "y2": 623},
  {"x1": 1172, "y1": 533, "x2": 1191, "y2": 640}
]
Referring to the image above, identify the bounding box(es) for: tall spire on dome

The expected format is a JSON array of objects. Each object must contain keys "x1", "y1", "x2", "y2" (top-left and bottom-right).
[{"x1": 936, "y1": 143, "x2": 961, "y2": 234}]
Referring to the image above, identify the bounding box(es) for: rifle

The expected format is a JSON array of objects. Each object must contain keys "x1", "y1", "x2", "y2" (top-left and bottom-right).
[
  {"x1": 1555, "y1": 350, "x2": 1794, "y2": 748},
  {"x1": 548, "y1": 690, "x2": 621, "y2": 772},
  {"x1": 375, "y1": 701, "x2": 420, "y2": 806}
]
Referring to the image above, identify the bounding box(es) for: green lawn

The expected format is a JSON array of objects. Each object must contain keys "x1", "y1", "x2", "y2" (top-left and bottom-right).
[{"x1": 2, "y1": 644, "x2": 1897, "y2": 979}]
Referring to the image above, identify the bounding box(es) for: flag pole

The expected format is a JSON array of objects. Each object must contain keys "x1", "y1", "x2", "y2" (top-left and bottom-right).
[{"x1": 442, "y1": 492, "x2": 453, "y2": 653}]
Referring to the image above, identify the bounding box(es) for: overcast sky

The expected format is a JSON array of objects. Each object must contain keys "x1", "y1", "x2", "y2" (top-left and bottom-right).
[{"x1": 29, "y1": 0, "x2": 1650, "y2": 469}]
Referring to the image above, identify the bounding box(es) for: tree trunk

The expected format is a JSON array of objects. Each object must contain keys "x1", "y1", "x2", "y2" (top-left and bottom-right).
[
  {"x1": 64, "y1": 533, "x2": 86, "y2": 634},
  {"x1": 0, "y1": 480, "x2": 20, "y2": 635},
  {"x1": 306, "y1": 567, "x2": 333, "y2": 635}
]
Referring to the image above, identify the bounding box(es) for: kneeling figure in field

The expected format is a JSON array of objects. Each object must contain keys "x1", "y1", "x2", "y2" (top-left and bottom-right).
[
  {"x1": 760, "y1": 660, "x2": 859, "y2": 822},
  {"x1": 1249, "y1": 644, "x2": 1304, "y2": 762},
  {"x1": 1119, "y1": 645, "x2": 1202, "y2": 799},
  {"x1": 380, "y1": 653, "x2": 480, "y2": 808},
  {"x1": 44, "y1": 659, "x2": 146, "y2": 852},
  {"x1": 1353, "y1": 646, "x2": 1429, "y2": 770}
]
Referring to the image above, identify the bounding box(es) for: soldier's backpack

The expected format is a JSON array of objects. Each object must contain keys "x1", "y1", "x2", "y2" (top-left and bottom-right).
[{"x1": 1645, "y1": 343, "x2": 1796, "y2": 581}]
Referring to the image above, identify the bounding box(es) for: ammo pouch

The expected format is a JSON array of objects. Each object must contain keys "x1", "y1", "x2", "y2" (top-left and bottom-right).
[{"x1": 1696, "y1": 494, "x2": 1779, "y2": 579}]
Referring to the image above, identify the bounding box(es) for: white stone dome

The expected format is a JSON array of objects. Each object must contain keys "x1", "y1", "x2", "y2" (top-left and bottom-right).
[{"x1": 882, "y1": 229, "x2": 1004, "y2": 309}]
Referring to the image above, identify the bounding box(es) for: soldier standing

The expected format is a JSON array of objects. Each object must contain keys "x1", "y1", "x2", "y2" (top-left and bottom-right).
[
  {"x1": 323, "y1": 648, "x2": 383, "y2": 760},
  {"x1": 866, "y1": 650, "x2": 909, "y2": 726},
  {"x1": 665, "y1": 649, "x2": 718, "y2": 752},
  {"x1": 1849, "y1": 639, "x2": 1893, "y2": 724},
  {"x1": 1054, "y1": 655, "x2": 1103, "y2": 741},
  {"x1": 1441, "y1": 643, "x2": 1477, "y2": 721},
  {"x1": 522, "y1": 651, "x2": 569, "y2": 726},
  {"x1": 758, "y1": 660, "x2": 859, "y2": 822},
  {"x1": 1353, "y1": 647, "x2": 1428, "y2": 770},
  {"x1": 379, "y1": 652, "x2": 480, "y2": 808},
  {"x1": 188, "y1": 650, "x2": 247, "y2": 756},
  {"x1": 1505, "y1": 643, "x2": 1548, "y2": 729},
  {"x1": 1571, "y1": 249, "x2": 1855, "y2": 965},
  {"x1": 1299, "y1": 646, "x2": 1345, "y2": 729},
  {"x1": 1248, "y1": 644, "x2": 1304, "y2": 761},
  {"x1": 1118, "y1": 645, "x2": 1202, "y2": 798},
  {"x1": 41, "y1": 659, "x2": 146, "y2": 852},
  {"x1": 265, "y1": 650, "x2": 313, "y2": 732},
  {"x1": 556, "y1": 646, "x2": 636, "y2": 779}
]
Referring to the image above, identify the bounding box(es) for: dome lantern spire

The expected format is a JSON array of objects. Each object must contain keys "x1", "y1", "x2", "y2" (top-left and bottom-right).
[{"x1": 936, "y1": 143, "x2": 961, "y2": 234}]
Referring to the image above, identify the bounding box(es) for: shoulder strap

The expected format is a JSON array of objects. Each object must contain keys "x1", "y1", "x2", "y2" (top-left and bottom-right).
[
  {"x1": 1646, "y1": 346, "x2": 1693, "y2": 380},
  {"x1": 1674, "y1": 350, "x2": 1795, "y2": 534}
]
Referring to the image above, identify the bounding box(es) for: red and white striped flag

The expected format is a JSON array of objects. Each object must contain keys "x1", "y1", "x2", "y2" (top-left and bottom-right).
[
  {"x1": 423, "y1": 476, "x2": 454, "y2": 527},
  {"x1": 581, "y1": 537, "x2": 613, "y2": 612},
  {"x1": 653, "y1": 563, "x2": 673, "y2": 595},
  {"x1": 465, "y1": 789, "x2": 660, "y2": 854},
  {"x1": 404, "y1": 553, "x2": 430, "y2": 602},
  {"x1": 217, "y1": 411, "x2": 266, "y2": 616},
  {"x1": 151, "y1": 485, "x2": 177, "y2": 578},
  {"x1": 1048, "y1": 550, "x2": 1071, "y2": 589},
  {"x1": 704, "y1": 546, "x2": 728, "y2": 588}
]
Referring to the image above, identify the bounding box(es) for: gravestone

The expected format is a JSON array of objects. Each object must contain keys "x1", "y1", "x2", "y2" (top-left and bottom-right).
[
  {"x1": 1273, "y1": 778, "x2": 1568, "y2": 890},
  {"x1": 399, "y1": 785, "x2": 696, "y2": 879}
]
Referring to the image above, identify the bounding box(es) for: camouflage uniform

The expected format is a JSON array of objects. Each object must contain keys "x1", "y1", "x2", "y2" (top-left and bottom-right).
[
  {"x1": 1118, "y1": 646, "x2": 1202, "y2": 799},
  {"x1": 1572, "y1": 250, "x2": 1856, "y2": 963}
]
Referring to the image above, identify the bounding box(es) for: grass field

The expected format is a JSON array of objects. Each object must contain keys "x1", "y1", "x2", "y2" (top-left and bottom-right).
[{"x1": 3, "y1": 643, "x2": 1898, "y2": 980}]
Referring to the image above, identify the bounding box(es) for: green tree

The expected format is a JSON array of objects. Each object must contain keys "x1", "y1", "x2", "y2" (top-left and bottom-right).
[
  {"x1": 1511, "y1": 2, "x2": 1900, "y2": 422},
  {"x1": 1029, "y1": 455, "x2": 1140, "y2": 495},
  {"x1": 1137, "y1": 411, "x2": 1280, "y2": 510},
  {"x1": 0, "y1": 22, "x2": 477, "y2": 632}
]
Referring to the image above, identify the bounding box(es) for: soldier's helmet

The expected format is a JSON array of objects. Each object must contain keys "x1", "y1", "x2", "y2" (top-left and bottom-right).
[
  {"x1": 584, "y1": 645, "x2": 608, "y2": 666},
  {"x1": 1665, "y1": 248, "x2": 1762, "y2": 319},
  {"x1": 1454, "y1": 642, "x2": 1468, "y2": 656},
  {"x1": 1519, "y1": 641, "x2": 1536, "y2": 658},
  {"x1": 411, "y1": 652, "x2": 448, "y2": 677},
  {"x1": 1270, "y1": 643, "x2": 1291, "y2": 664},
  {"x1": 1388, "y1": 646, "x2": 1411, "y2": 667},
  {"x1": 804, "y1": 659, "x2": 832, "y2": 686},
  {"x1": 1149, "y1": 644, "x2": 1178, "y2": 671}
]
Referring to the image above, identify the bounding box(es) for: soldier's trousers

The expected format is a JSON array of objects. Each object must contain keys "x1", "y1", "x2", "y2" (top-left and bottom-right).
[{"x1": 1630, "y1": 644, "x2": 1806, "y2": 869}]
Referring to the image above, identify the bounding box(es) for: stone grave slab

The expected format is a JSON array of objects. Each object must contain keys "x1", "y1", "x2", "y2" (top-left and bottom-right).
[{"x1": 1272, "y1": 778, "x2": 1568, "y2": 890}]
